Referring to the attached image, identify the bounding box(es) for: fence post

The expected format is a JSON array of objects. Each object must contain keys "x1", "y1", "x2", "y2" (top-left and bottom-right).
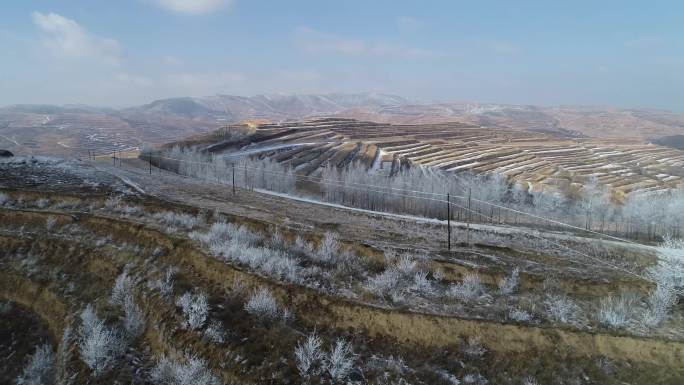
[{"x1": 447, "y1": 193, "x2": 451, "y2": 251}]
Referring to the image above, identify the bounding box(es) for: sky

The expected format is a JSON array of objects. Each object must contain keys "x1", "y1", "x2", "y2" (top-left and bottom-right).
[{"x1": 0, "y1": 0, "x2": 682, "y2": 110}]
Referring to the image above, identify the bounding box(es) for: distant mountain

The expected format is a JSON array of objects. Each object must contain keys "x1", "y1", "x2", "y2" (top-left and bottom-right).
[
  {"x1": 1, "y1": 93, "x2": 684, "y2": 157},
  {"x1": 334, "y1": 103, "x2": 684, "y2": 140},
  {"x1": 0, "y1": 93, "x2": 409, "y2": 157},
  {"x1": 126, "y1": 92, "x2": 410, "y2": 121}
]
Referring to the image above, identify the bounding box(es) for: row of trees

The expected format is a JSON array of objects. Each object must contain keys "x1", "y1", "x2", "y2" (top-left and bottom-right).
[
  {"x1": 150, "y1": 146, "x2": 296, "y2": 194},
  {"x1": 149, "y1": 147, "x2": 683, "y2": 240}
]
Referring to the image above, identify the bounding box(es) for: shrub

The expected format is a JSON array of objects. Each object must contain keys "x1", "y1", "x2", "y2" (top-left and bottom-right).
[
  {"x1": 244, "y1": 288, "x2": 289, "y2": 322},
  {"x1": 463, "y1": 336, "x2": 487, "y2": 357},
  {"x1": 295, "y1": 332, "x2": 324, "y2": 378},
  {"x1": 122, "y1": 295, "x2": 146, "y2": 338},
  {"x1": 150, "y1": 268, "x2": 175, "y2": 299},
  {"x1": 544, "y1": 295, "x2": 583, "y2": 325},
  {"x1": 104, "y1": 196, "x2": 122, "y2": 211},
  {"x1": 78, "y1": 305, "x2": 126, "y2": 375},
  {"x1": 0, "y1": 192, "x2": 9, "y2": 206},
  {"x1": 316, "y1": 231, "x2": 340, "y2": 264},
  {"x1": 447, "y1": 274, "x2": 487, "y2": 302},
  {"x1": 650, "y1": 236, "x2": 684, "y2": 289},
  {"x1": 176, "y1": 292, "x2": 209, "y2": 330},
  {"x1": 150, "y1": 353, "x2": 221, "y2": 385},
  {"x1": 395, "y1": 254, "x2": 417, "y2": 275},
  {"x1": 641, "y1": 284, "x2": 677, "y2": 328},
  {"x1": 409, "y1": 270, "x2": 435, "y2": 297},
  {"x1": 365, "y1": 268, "x2": 400, "y2": 297},
  {"x1": 110, "y1": 271, "x2": 135, "y2": 308},
  {"x1": 153, "y1": 211, "x2": 200, "y2": 231},
  {"x1": 45, "y1": 217, "x2": 57, "y2": 232},
  {"x1": 295, "y1": 235, "x2": 315, "y2": 255},
  {"x1": 35, "y1": 198, "x2": 50, "y2": 209},
  {"x1": 325, "y1": 339, "x2": 355, "y2": 382},
  {"x1": 498, "y1": 268, "x2": 520, "y2": 295},
  {"x1": 433, "y1": 267, "x2": 445, "y2": 281},
  {"x1": 508, "y1": 308, "x2": 532, "y2": 322},
  {"x1": 597, "y1": 292, "x2": 638, "y2": 328},
  {"x1": 203, "y1": 320, "x2": 227, "y2": 344},
  {"x1": 16, "y1": 343, "x2": 54, "y2": 385}
]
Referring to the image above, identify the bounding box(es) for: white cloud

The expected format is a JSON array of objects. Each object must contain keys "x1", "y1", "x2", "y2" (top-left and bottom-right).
[
  {"x1": 294, "y1": 27, "x2": 446, "y2": 59},
  {"x1": 152, "y1": 0, "x2": 234, "y2": 14},
  {"x1": 32, "y1": 12, "x2": 124, "y2": 64}
]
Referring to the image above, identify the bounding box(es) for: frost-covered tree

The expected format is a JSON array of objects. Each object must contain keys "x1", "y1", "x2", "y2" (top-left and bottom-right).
[
  {"x1": 16, "y1": 343, "x2": 54, "y2": 385},
  {"x1": 150, "y1": 353, "x2": 221, "y2": 385},
  {"x1": 78, "y1": 305, "x2": 126, "y2": 375},
  {"x1": 176, "y1": 292, "x2": 209, "y2": 330}
]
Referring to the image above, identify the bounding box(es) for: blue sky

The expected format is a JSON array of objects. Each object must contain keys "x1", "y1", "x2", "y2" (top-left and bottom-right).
[{"x1": 1, "y1": 0, "x2": 682, "y2": 110}]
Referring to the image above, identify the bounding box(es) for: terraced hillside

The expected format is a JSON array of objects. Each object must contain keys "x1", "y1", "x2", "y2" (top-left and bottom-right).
[
  {"x1": 1, "y1": 155, "x2": 682, "y2": 384},
  {"x1": 197, "y1": 118, "x2": 684, "y2": 198}
]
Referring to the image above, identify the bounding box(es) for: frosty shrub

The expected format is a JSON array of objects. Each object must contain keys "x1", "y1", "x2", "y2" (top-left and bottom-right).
[
  {"x1": 395, "y1": 254, "x2": 417, "y2": 275},
  {"x1": 295, "y1": 332, "x2": 324, "y2": 378},
  {"x1": 35, "y1": 198, "x2": 50, "y2": 209},
  {"x1": 409, "y1": 270, "x2": 436, "y2": 297},
  {"x1": 316, "y1": 231, "x2": 340, "y2": 264},
  {"x1": 122, "y1": 295, "x2": 146, "y2": 338},
  {"x1": 641, "y1": 284, "x2": 677, "y2": 328},
  {"x1": 433, "y1": 267, "x2": 445, "y2": 281},
  {"x1": 508, "y1": 308, "x2": 532, "y2": 322},
  {"x1": 150, "y1": 353, "x2": 221, "y2": 385},
  {"x1": 244, "y1": 287, "x2": 289, "y2": 322},
  {"x1": 150, "y1": 268, "x2": 175, "y2": 299},
  {"x1": 523, "y1": 376, "x2": 539, "y2": 385},
  {"x1": 462, "y1": 373, "x2": 488, "y2": 384},
  {"x1": 104, "y1": 196, "x2": 122, "y2": 211},
  {"x1": 325, "y1": 339, "x2": 356, "y2": 382},
  {"x1": 447, "y1": 274, "x2": 487, "y2": 302},
  {"x1": 176, "y1": 292, "x2": 209, "y2": 330},
  {"x1": 203, "y1": 320, "x2": 227, "y2": 344},
  {"x1": 45, "y1": 216, "x2": 57, "y2": 232},
  {"x1": 295, "y1": 235, "x2": 315, "y2": 255},
  {"x1": 192, "y1": 221, "x2": 305, "y2": 284},
  {"x1": 597, "y1": 292, "x2": 638, "y2": 328},
  {"x1": 154, "y1": 211, "x2": 200, "y2": 231},
  {"x1": 498, "y1": 268, "x2": 520, "y2": 295},
  {"x1": 0, "y1": 192, "x2": 9, "y2": 206},
  {"x1": 650, "y1": 236, "x2": 684, "y2": 289},
  {"x1": 365, "y1": 268, "x2": 400, "y2": 297},
  {"x1": 16, "y1": 343, "x2": 54, "y2": 385},
  {"x1": 110, "y1": 271, "x2": 135, "y2": 308},
  {"x1": 544, "y1": 295, "x2": 583, "y2": 325},
  {"x1": 463, "y1": 336, "x2": 487, "y2": 357},
  {"x1": 78, "y1": 305, "x2": 126, "y2": 375}
]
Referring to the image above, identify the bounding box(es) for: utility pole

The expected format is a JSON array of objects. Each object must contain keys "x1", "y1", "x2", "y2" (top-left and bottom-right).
[
  {"x1": 232, "y1": 163, "x2": 236, "y2": 195},
  {"x1": 149, "y1": 152, "x2": 152, "y2": 174},
  {"x1": 447, "y1": 193, "x2": 451, "y2": 251}
]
